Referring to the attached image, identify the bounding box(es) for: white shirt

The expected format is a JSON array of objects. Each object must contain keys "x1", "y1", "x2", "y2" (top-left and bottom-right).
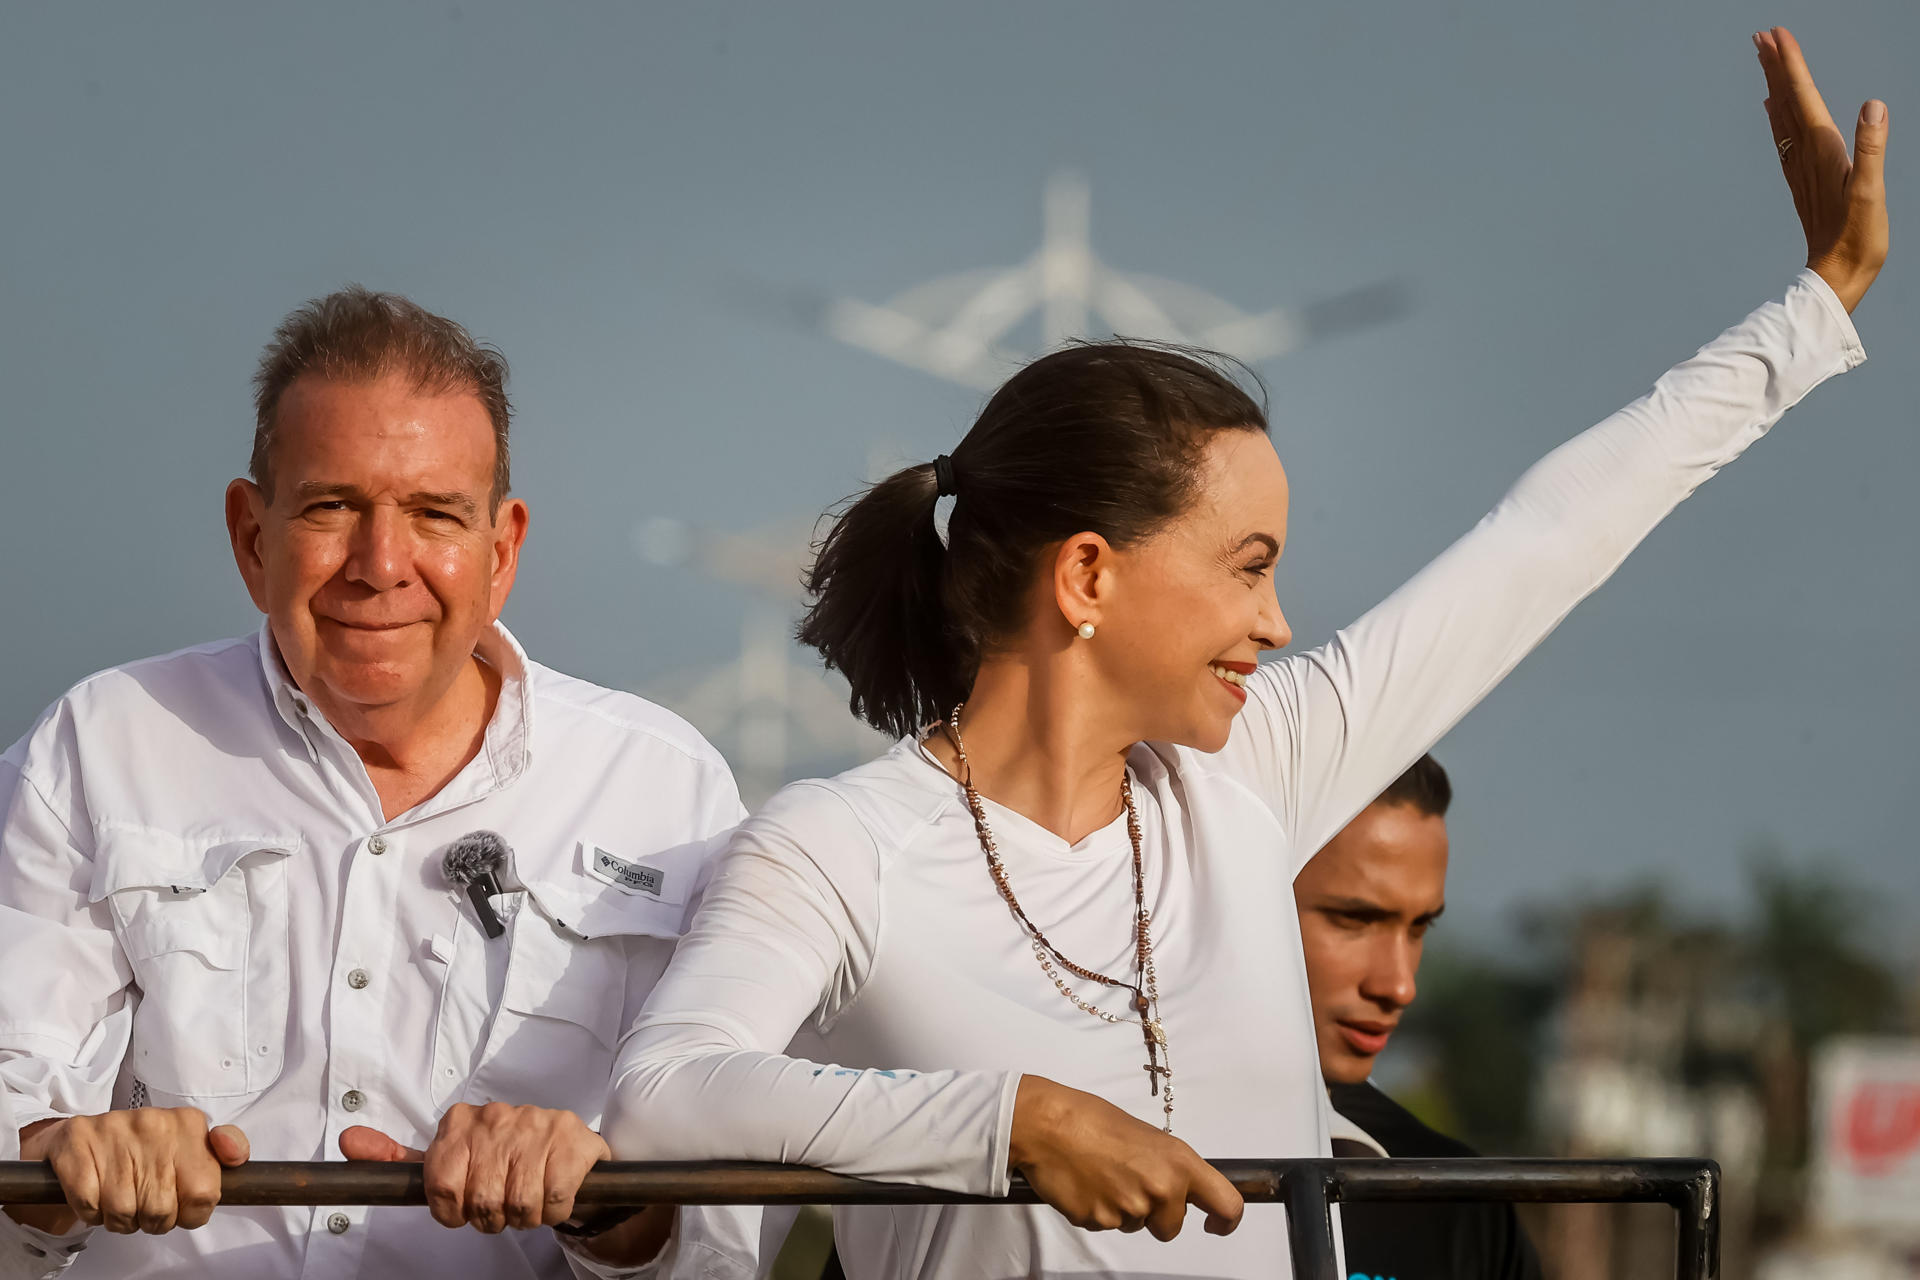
[
  {"x1": 0, "y1": 621, "x2": 752, "y2": 1280},
  {"x1": 604, "y1": 272, "x2": 1864, "y2": 1280}
]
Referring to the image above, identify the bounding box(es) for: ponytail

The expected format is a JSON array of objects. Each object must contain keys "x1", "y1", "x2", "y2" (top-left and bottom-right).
[{"x1": 799, "y1": 462, "x2": 967, "y2": 739}]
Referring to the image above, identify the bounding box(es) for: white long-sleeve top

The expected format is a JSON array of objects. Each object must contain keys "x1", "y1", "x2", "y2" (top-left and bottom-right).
[
  {"x1": 0, "y1": 621, "x2": 753, "y2": 1280},
  {"x1": 603, "y1": 271, "x2": 1865, "y2": 1280}
]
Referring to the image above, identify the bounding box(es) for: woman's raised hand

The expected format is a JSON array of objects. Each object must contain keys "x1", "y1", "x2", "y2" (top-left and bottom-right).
[
  {"x1": 1009, "y1": 1076, "x2": 1243, "y2": 1242},
  {"x1": 1754, "y1": 27, "x2": 1889, "y2": 312}
]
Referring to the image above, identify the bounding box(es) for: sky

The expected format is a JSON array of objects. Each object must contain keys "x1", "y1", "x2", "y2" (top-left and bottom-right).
[{"x1": 2, "y1": 1, "x2": 1914, "y2": 949}]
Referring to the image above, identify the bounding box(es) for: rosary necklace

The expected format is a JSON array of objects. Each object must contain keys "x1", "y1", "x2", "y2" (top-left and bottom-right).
[{"x1": 942, "y1": 703, "x2": 1175, "y2": 1132}]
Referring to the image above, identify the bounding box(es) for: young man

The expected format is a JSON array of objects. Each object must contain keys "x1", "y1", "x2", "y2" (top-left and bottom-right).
[
  {"x1": 1295, "y1": 755, "x2": 1544, "y2": 1280},
  {"x1": 0, "y1": 289, "x2": 752, "y2": 1278}
]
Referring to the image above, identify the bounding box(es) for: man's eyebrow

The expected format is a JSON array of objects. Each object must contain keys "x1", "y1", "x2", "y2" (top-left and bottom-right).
[
  {"x1": 287, "y1": 482, "x2": 477, "y2": 518},
  {"x1": 409, "y1": 490, "x2": 479, "y2": 517},
  {"x1": 1415, "y1": 903, "x2": 1447, "y2": 926},
  {"x1": 292, "y1": 481, "x2": 363, "y2": 502},
  {"x1": 1231, "y1": 533, "x2": 1280, "y2": 556}
]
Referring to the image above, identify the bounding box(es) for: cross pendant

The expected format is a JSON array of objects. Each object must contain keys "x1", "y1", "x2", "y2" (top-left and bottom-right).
[{"x1": 1142, "y1": 1061, "x2": 1171, "y2": 1097}]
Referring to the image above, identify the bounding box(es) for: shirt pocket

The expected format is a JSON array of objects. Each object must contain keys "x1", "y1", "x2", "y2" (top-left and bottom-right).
[
  {"x1": 90, "y1": 827, "x2": 299, "y2": 1101},
  {"x1": 456, "y1": 877, "x2": 683, "y2": 1121}
]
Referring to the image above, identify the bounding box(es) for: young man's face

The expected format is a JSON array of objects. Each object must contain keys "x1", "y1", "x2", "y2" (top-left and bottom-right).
[{"x1": 1295, "y1": 800, "x2": 1449, "y2": 1085}]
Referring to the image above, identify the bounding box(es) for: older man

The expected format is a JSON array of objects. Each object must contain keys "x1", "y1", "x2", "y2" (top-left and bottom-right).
[
  {"x1": 0, "y1": 289, "x2": 748, "y2": 1278},
  {"x1": 1295, "y1": 755, "x2": 1544, "y2": 1280}
]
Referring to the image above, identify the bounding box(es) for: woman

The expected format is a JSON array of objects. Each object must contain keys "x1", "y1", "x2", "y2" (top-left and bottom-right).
[{"x1": 600, "y1": 29, "x2": 1887, "y2": 1280}]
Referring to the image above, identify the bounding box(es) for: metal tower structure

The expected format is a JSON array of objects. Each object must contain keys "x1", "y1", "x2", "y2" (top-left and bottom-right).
[{"x1": 821, "y1": 172, "x2": 1408, "y2": 389}]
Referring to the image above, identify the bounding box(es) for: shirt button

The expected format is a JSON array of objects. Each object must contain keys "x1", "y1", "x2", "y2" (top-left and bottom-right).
[
  {"x1": 327, "y1": 1213, "x2": 351, "y2": 1235},
  {"x1": 347, "y1": 969, "x2": 370, "y2": 990},
  {"x1": 367, "y1": 836, "x2": 388, "y2": 855},
  {"x1": 341, "y1": 1089, "x2": 366, "y2": 1112}
]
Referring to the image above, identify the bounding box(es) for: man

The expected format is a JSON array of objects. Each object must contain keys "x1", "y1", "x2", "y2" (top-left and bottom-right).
[
  {"x1": 0, "y1": 289, "x2": 750, "y2": 1278},
  {"x1": 1296, "y1": 755, "x2": 1544, "y2": 1280}
]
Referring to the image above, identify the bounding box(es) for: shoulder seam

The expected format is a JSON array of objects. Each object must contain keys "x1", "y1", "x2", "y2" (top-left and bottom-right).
[{"x1": 532, "y1": 673, "x2": 730, "y2": 772}]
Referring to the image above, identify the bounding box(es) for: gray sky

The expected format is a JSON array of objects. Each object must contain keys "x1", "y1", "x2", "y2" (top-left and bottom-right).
[{"x1": 2, "y1": 1, "x2": 1914, "y2": 945}]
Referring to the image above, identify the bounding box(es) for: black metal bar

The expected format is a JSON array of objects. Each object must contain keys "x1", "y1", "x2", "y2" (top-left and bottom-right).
[
  {"x1": 0, "y1": 1157, "x2": 1719, "y2": 1278},
  {"x1": 1280, "y1": 1165, "x2": 1339, "y2": 1280},
  {"x1": 1676, "y1": 1165, "x2": 1718, "y2": 1280}
]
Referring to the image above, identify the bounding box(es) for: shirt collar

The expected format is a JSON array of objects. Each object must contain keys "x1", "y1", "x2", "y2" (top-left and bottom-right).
[
  {"x1": 1325, "y1": 1089, "x2": 1391, "y2": 1158},
  {"x1": 255, "y1": 619, "x2": 535, "y2": 788}
]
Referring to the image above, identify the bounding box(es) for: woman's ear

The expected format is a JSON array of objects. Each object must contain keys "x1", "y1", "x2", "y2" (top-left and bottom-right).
[{"x1": 1051, "y1": 531, "x2": 1113, "y2": 638}]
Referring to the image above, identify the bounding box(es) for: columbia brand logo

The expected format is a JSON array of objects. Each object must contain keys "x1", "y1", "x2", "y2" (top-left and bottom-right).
[{"x1": 593, "y1": 849, "x2": 665, "y2": 897}]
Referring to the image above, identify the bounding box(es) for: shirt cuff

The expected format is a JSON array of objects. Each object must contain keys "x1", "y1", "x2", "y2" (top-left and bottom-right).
[
  {"x1": 0, "y1": 1212, "x2": 90, "y2": 1280},
  {"x1": 558, "y1": 1207, "x2": 758, "y2": 1280},
  {"x1": 986, "y1": 1070, "x2": 1021, "y2": 1198},
  {"x1": 1794, "y1": 266, "x2": 1868, "y2": 370}
]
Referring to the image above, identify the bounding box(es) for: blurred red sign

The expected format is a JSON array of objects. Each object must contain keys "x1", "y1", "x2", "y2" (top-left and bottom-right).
[
  {"x1": 1843, "y1": 1080, "x2": 1920, "y2": 1174},
  {"x1": 1814, "y1": 1038, "x2": 1920, "y2": 1238}
]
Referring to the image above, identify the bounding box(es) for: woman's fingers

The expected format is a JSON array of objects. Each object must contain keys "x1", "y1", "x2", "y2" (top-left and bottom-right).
[
  {"x1": 1852, "y1": 100, "x2": 1891, "y2": 202},
  {"x1": 1768, "y1": 28, "x2": 1838, "y2": 133},
  {"x1": 1185, "y1": 1155, "x2": 1245, "y2": 1237}
]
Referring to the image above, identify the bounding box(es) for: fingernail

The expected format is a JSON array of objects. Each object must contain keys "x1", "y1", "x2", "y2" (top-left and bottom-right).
[
  {"x1": 1864, "y1": 100, "x2": 1887, "y2": 126},
  {"x1": 1752, "y1": 31, "x2": 1764, "y2": 50}
]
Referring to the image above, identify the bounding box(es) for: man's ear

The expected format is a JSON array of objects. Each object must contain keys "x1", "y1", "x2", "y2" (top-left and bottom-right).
[
  {"x1": 486, "y1": 498, "x2": 531, "y2": 622},
  {"x1": 225, "y1": 478, "x2": 270, "y2": 614}
]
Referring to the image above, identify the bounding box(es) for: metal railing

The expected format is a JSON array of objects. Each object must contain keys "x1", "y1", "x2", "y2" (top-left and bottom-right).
[{"x1": 1, "y1": 1157, "x2": 1719, "y2": 1279}]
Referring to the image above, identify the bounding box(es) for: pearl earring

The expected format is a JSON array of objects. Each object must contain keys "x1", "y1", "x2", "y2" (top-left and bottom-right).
[{"x1": 1077, "y1": 622, "x2": 1096, "y2": 640}]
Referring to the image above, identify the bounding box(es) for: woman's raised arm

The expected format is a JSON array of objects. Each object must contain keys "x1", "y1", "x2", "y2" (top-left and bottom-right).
[{"x1": 1218, "y1": 29, "x2": 1888, "y2": 869}]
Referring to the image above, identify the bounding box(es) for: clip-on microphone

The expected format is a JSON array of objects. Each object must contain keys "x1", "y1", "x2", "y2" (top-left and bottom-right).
[{"x1": 442, "y1": 831, "x2": 510, "y2": 939}]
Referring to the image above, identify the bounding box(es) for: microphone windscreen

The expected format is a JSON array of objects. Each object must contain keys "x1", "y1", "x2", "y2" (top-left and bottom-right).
[{"x1": 442, "y1": 830, "x2": 509, "y2": 887}]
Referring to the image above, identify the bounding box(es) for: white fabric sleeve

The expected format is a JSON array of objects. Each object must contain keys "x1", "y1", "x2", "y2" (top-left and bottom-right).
[
  {"x1": 0, "y1": 742, "x2": 139, "y2": 1278},
  {"x1": 602, "y1": 783, "x2": 1020, "y2": 1197},
  {"x1": 1, "y1": 1078, "x2": 89, "y2": 1280},
  {"x1": 1215, "y1": 269, "x2": 1866, "y2": 871}
]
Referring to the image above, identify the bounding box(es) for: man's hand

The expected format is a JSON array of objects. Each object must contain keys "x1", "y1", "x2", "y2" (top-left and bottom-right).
[
  {"x1": 1754, "y1": 27, "x2": 1890, "y2": 312},
  {"x1": 6, "y1": 1111, "x2": 249, "y2": 1236},
  {"x1": 341, "y1": 1107, "x2": 674, "y2": 1264},
  {"x1": 341, "y1": 1104, "x2": 609, "y2": 1233},
  {"x1": 1008, "y1": 1075, "x2": 1243, "y2": 1242}
]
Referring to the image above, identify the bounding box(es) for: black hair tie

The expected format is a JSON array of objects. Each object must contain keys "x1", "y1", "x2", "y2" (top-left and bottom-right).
[{"x1": 932, "y1": 454, "x2": 958, "y2": 498}]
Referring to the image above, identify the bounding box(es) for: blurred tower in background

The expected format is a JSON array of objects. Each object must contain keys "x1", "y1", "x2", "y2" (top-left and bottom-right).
[{"x1": 820, "y1": 172, "x2": 1408, "y2": 390}]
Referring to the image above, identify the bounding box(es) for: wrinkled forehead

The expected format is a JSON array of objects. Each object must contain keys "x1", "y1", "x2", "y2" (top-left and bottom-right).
[{"x1": 271, "y1": 373, "x2": 498, "y2": 485}]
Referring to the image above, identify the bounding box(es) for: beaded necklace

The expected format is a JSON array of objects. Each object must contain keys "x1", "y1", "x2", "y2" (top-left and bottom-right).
[{"x1": 942, "y1": 703, "x2": 1175, "y2": 1132}]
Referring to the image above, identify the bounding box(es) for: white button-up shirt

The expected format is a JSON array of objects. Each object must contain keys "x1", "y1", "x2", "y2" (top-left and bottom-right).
[{"x1": 0, "y1": 622, "x2": 750, "y2": 1279}]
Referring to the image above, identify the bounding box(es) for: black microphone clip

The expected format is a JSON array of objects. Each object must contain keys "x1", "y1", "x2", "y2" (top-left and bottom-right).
[{"x1": 442, "y1": 830, "x2": 511, "y2": 939}]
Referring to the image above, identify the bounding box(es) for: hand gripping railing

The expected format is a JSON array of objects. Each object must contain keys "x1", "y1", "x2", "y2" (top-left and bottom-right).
[{"x1": 1, "y1": 1156, "x2": 1719, "y2": 1279}]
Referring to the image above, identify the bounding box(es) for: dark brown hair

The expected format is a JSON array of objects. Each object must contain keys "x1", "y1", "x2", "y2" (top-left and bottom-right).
[
  {"x1": 799, "y1": 341, "x2": 1268, "y2": 738},
  {"x1": 250, "y1": 286, "x2": 512, "y2": 511},
  {"x1": 1378, "y1": 754, "x2": 1452, "y2": 818}
]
